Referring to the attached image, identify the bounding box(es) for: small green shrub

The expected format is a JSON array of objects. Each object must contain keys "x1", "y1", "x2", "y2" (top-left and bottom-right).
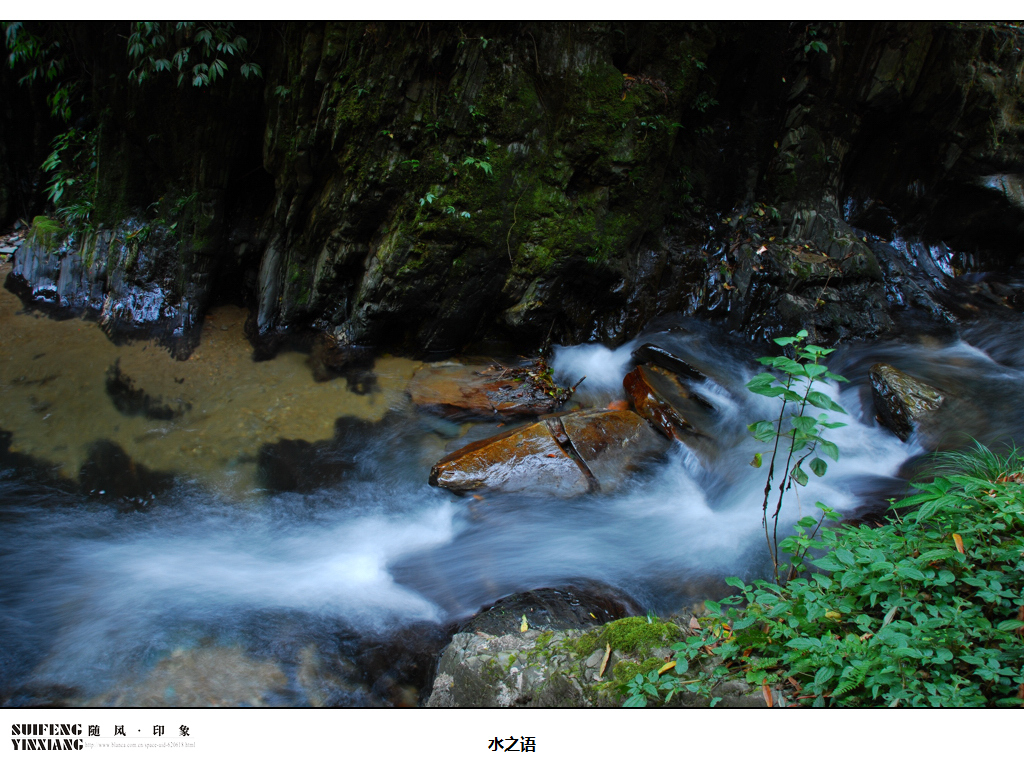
[{"x1": 651, "y1": 445, "x2": 1024, "y2": 707}]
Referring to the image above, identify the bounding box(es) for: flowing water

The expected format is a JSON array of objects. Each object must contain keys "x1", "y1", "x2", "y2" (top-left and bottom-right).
[{"x1": 3, "y1": 261, "x2": 1024, "y2": 706}]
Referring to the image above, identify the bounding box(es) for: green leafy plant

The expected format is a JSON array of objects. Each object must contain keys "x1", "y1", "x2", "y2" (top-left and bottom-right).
[
  {"x1": 630, "y1": 444, "x2": 1024, "y2": 708},
  {"x1": 746, "y1": 330, "x2": 848, "y2": 580},
  {"x1": 126, "y1": 22, "x2": 262, "y2": 87},
  {"x1": 462, "y1": 156, "x2": 493, "y2": 176}
]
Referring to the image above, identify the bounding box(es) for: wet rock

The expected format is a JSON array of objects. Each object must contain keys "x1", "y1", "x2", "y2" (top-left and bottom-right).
[
  {"x1": 623, "y1": 364, "x2": 716, "y2": 441},
  {"x1": 105, "y1": 359, "x2": 191, "y2": 420},
  {"x1": 559, "y1": 409, "x2": 666, "y2": 490},
  {"x1": 407, "y1": 359, "x2": 563, "y2": 420},
  {"x1": 6, "y1": 219, "x2": 214, "y2": 360},
  {"x1": 869, "y1": 363, "x2": 945, "y2": 441},
  {"x1": 429, "y1": 409, "x2": 668, "y2": 496},
  {"x1": 430, "y1": 421, "x2": 590, "y2": 497},
  {"x1": 632, "y1": 344, "x2": 706, "y2": 382},
  {"x1": 355, "y1": 622, "x2": 452, "y2": 706},
  {"x1": 296, "y1": 644, "x2": 374, "y2": 707},
  {"x1": 457, "y1": 585, "x2": 638, "y2": 637},
  {"x1": 255, "y1": 438, "x2": 355, "y2": 493},
  {"x1": 308, "y1": 330, "x2": 374, "y2": 383},
  {"x1": 86, "y1": 646, "x2": 289, "y2": 707},
  {"x1": 78, "y1": 440, "x2": 174, "y2": 505}
]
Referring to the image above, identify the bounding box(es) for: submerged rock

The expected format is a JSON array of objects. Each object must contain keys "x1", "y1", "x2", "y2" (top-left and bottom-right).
[
  {"x1": 78, "y1": 440, "x2": 174, "y2": 506},
  {"x1": 429, "y1": 408, "x2": 667, "y2": 496},
  {"x1": 869, "y1": 363, "x2": 945, "y2": 441},
  {"x1": 407, "y1": 359, "x2": 564, "y2": 420},
  {"x1": 86, "y1": 646, "x2": 289, "y2": 707},
  {"x1": 105, "y1": 359, "x2": 191, "y2": 420}
]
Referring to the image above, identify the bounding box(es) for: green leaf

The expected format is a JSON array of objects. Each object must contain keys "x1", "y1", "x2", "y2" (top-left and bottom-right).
[
  {"x1": 806, "y1": 390, "x2": 847, "y2": 414},
  {"x1": 996, "y1": 620, "x2": 1024, "y2": 632},
  {"x1": 804, "y1": 363, "x2": 828, "y2": 379},
  {"x1": 810, "y1": 458, "x2": 828, "y2": 477},
  {"x1": 792, "y1": 415, "x2": 819, "y2": 433},
  {"x1": 818, "y1": 439, "x2": 841, "y2": 461},
  {"x1": 750, "y1": 452, "x2": 763, "y2": 468},
  {"x1": 792, "y1": 465, "x2": 809, "y2": 486}
]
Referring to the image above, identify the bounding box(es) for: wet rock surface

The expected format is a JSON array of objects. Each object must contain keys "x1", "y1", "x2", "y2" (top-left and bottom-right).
[
  {"x1": 457, "y1": 585, "x2": 639, "y2": 637},
  {"x1": 429, "y1": 408, "x2": 667, "y2": 496},
  {"x1": 869, "y1": 363, "x2": 945, "y2": 442},
  {"x1": 85, "y1": 646, "x2": 289, "y2": 707},
  {"x1": 308, "y1": 330, "x2": 375, "y2": 383},
  {"x1": 559, "y1": 409, "x2": 666, "y2": 490},
  {"x1": 5, "y1": 219, "x2": 217, "y2": 360},
  {"x1": 78, "y1": 440, "x2": 174, "y2": 506},
  {"x1": 430, "y1": 420, "x2": 590, "y2": 497},
  {"x1": 408, "y1": 358, "x2": 564, "y2": 420},
  {"x1": 624, "y1": 364, "x2": 715, "y2": 441}
]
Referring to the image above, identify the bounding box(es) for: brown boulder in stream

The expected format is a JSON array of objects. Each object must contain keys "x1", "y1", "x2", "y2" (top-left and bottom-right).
[
  {"x1": 869, "y1": 363, "x2": 945, "y2": 442},
  {"x1": 408, "y1": 359, "x2": 562, "y2": 420},
  {"x1": 623, "y1": 364, "x2": 715, "y2": 441},
  {"x1": 559, "y1": 409, "x2": 665, "y2": 489},
  {"x1": 429, "y1": 409, "x2": 666, "y2": 497}
]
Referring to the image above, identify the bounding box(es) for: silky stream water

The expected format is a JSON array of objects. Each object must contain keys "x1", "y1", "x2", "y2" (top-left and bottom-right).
[{"x1": 3, "y1": 265, "x2": 1024, "y2": 706}]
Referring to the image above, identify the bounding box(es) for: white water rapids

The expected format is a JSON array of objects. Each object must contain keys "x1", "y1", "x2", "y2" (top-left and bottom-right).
[{"x1": 4, "y1": 317, "x2": 1024, "y2": 704}]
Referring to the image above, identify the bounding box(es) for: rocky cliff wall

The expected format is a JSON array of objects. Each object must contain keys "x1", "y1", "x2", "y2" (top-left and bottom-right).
[{"x1": 6, "y1": 22, "x2": 1024, "y2": 359}]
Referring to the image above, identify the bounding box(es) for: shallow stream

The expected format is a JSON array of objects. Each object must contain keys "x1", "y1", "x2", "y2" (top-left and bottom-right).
[{"x1": 3, "y1": 262, "x2": 1024, "y2": 706}]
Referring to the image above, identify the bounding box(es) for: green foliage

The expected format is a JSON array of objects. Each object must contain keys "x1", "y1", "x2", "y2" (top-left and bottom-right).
[
  {"x1": 746, "y1": 330, "x2": 849, "y2": 580},
  {"x1": 647, "y1": 446, "x2": 1024, "y2": 707},
  {"x1": 126, "y1": 22, "x2": 262, "y2": 88},
  {"x1": 3, "y1": 22, "x2": 64, "y2": 86},
  {"x1": 40, "y1": 126, "x2": 98, "y2": 230},
  {"x1": 462, "y1": 156, "x2": 493, "y2": 176}
]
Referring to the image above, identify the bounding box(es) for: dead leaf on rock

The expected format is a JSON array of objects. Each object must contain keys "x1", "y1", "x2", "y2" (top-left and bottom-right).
[{"x1": 598, "y1": 643, "x2": 611, "y2": 679}]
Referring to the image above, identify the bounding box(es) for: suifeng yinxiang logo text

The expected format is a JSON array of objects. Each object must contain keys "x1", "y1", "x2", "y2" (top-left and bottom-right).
[{"x1": 11, "y1": 724, "x2": 84, "y2": 750}]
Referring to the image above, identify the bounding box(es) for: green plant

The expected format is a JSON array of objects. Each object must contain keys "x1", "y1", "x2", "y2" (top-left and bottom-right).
[
  {"x1": 462, "y1": 156, "x2": 493, "y2": 176},
  {"x1": 746, "y1": 330, "x2": 848, "y2": 580},
  {"x1": 633, "y1": 444, "x2": 1024, "y2": 708},
  {"x1": 126, "y1": 22, "x2": 262, "y2": 87},
  {"x1": 41, "y1": 126, "x2": 99, "y2": 230},
  {"x1": 804, "y1": 29, "x2": 828, "y2": 55}
]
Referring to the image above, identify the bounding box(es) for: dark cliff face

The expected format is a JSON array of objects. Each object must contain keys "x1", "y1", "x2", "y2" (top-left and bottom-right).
[{"x1": 6, "y1": 22, "x2": 1024, "y2": 358}]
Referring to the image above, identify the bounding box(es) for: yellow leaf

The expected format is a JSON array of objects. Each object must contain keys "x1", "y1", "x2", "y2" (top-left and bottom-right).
[
  {"x1": 598, "y1": 643, "x2": 612, "y2": 679},
  {"x1": 520, "y1": 614, "x2": 528, "y2": 633},
  {"x1": 825, "y1": 611, "x2": 841, "y2": 620},
  {"x1": 952, "y1": 533, "x2": 965, "y2": 554},
  {"x1": 658, "y1": 661, "x2": 676, "y2": 675},
  {"x1": 589, "y1": 612, "x2": 597, "y2": 619}
]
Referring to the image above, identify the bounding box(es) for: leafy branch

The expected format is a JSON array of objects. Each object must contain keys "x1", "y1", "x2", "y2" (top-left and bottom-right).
[{"x1": 746, "y1": 330, "x2": 848, "y2": 581}]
